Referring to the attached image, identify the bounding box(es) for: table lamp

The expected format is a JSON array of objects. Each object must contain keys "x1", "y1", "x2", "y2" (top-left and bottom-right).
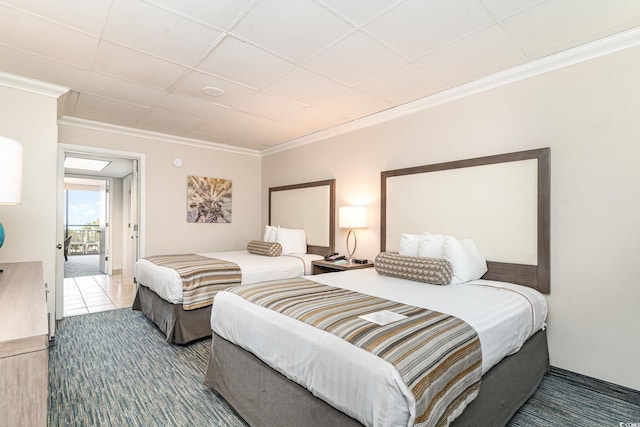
[
  {"x1": 0, "y1": 137, "x2": 24, "y2": 272},
  {"x1": 339, "y1": 206, "x2": 367, "y2": 263}
]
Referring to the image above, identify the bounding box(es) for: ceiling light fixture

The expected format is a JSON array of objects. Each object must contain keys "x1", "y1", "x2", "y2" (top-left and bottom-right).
[
  {"x1": 64, "y1": 156, "x2": 111, "y2": 171},
  {"x1": 202, "y1": 86, "x2": 225, "y2": 97}
]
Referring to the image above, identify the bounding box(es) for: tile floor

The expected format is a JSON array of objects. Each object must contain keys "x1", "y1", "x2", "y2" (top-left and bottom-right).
[{"x1": 63, "y1": 274, "x2": 136, "y2": 317}]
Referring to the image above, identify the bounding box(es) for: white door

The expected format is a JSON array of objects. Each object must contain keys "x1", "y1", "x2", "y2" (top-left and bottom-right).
[
  {"x1": 122, "y1": 174, "x2": 134, "y2": 280},
  {"x1": 122, "y1": 161, "x2": 139, "y2": 281},
  {"x1": 98, "y1": 180, "x2": 110, "y2": 274}
]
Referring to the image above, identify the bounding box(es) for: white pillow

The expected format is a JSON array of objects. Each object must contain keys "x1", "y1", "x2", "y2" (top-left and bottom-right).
[
  {"x1": 276, "y1": 227, "x2": 307, "y2": 254},
  {"x1": 417, "y1": 233, "x2": 446, "y2": 258},
  {"x1": 442, "y1": 235, "x2": 487, "y2": 284},
  {"x1": 263, "y1": 225, "x2": 277, "y2": 243},
  {"x1": 398, "y1": 233, "x2": 424, "y2": 256}
]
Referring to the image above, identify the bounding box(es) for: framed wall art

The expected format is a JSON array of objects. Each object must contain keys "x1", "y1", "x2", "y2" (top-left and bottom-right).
[{"x1": 187, "y1": 176, "x2": 232, "y2": 223}]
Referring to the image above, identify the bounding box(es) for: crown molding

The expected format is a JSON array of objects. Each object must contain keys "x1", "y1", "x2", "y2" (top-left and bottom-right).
[
  {"x1": 58, "y1": 116, "x2": 262, "y2": 157},
  {"x1": 262, "y1": 26, "x2": 640, "y2": 156},
  {"x1": 0, "y1": 71, "x2": 69, "y2": 98}
]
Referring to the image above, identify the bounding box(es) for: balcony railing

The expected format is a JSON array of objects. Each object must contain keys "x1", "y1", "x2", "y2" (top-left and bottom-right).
[{"x1": 66, "y1": 225, "x2": 100, "y2": 256}]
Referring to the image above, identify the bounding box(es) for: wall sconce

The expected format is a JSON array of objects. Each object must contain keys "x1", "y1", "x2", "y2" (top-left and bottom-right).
[
  {"x1": 339, "y1": 206, "x2": 367, "y2": 263},
  {"x1": 0, "y1": 136, "x2": 24, "y2": 272}
]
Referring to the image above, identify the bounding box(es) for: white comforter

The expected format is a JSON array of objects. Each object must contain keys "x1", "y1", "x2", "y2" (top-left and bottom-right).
[
  {"x1": 134, "y1": 251, "x2": 322, "y2": 303},
  {"x1": 211, "y1": 268, "x2": 547, "y2": 427}
]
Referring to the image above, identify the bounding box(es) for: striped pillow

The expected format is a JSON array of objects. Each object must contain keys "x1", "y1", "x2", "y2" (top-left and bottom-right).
[
  {"x1": 374, "y1": 252, "x2": 453, "y2": 285},
  {"x1": 247, "y1": 240, "x2": 282, "y2": 257}
]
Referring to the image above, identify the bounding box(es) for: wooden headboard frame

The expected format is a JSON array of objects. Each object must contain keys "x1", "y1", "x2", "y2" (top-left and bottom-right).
[
  {"x1": 268, "y1": 179, "x2": 336, "y2": 256},
  {"x1": 381, "y1": 148, "x2": 550, "y2": 294}
]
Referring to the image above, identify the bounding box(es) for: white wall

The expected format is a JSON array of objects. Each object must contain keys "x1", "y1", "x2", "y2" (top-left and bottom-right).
[
  {"x1": 0, "y1": 82, "x2": 62, "y2": 335},
  {"x1": 263, "y1": 46, "x2": 640, "y2": 390},
  {"x1": 58, "y1": 125, "x2": 263, "y2": 257}
]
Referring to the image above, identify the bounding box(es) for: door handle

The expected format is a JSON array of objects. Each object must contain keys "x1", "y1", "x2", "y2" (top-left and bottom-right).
[{"x1": 56, "y1": 243, "x2": 62, "y2": 249}]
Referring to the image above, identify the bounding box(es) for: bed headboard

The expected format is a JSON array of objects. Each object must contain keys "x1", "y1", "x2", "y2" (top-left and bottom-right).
[
  {"x1": 269, "y1": 179, "x2": 336, "y2": 256},
  {"x1": 381, "y1": 148, "x2": 550, "y2": 294}
]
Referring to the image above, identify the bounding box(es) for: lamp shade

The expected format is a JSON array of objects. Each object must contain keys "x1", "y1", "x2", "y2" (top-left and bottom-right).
[
  {"x1": 0, "y1": 137, "x2": 23, "y2": 205},
  {"x1": 339, "y1": 206, "x2": 367, "y2": 229}
]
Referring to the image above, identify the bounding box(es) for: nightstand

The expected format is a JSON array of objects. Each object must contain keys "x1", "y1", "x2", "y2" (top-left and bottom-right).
[{"x1": 312, "y1": 259, "x2": 375, "y2": 275}]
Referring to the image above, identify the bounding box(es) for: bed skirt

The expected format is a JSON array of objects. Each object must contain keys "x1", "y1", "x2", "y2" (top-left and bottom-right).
[
  {"x1": 132, "y1": 283, "x2": 212, "y2": 344},
  {"x1": 204, "y1": 329, "x2": 549, "y2": 427}
]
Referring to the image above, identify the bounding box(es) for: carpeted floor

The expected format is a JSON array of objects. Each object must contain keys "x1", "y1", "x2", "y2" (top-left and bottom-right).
[
  {"x1": 49, "y1": 309, "x2": 640, "y2": 426},
  {"x1": 64, "y1": 254, "x2": 103, "y2": 278}
]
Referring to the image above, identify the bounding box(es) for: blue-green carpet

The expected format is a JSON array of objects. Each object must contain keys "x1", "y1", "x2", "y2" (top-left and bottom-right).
[
  {"x1": 49, "y1": 309, "x2": 640, "y2": 426},
  {"x1": 48, "y1": 309, "x2": 246, "y2": 426}
]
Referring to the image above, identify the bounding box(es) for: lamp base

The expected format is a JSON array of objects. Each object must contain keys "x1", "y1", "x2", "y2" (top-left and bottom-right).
[{"x1": 346, "y1": 228, "x2": 358, "y2": 264}]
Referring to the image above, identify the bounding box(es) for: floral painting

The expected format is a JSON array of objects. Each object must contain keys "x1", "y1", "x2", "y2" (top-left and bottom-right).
[{"x1": 187, "y1": 176, "x2": 232, "y2": 223}]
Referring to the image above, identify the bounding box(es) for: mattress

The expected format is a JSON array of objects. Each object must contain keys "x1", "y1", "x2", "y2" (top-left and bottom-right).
[
  {"x1": 210, "y1": 268, "x2": 547, "y2": 427},
  {"x1": 135, "y1": 251, "x2": 322, "y2": 303}
]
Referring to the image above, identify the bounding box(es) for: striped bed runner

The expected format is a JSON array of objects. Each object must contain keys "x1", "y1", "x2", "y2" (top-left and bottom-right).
[
  {"x1": 226, "y1": 277, "x2": 482, "y2": 427},
  {"x1": 144, "y1": 254, "x2": 241, "y2": 310}
]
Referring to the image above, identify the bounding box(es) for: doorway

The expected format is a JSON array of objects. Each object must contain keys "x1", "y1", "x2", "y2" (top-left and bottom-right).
[
  {"x1": 57, "y1": 147, "x2": 143, "y2": 318},
  {"x1": 63, "y1": 177, "x2": 108, "y2": 279}
]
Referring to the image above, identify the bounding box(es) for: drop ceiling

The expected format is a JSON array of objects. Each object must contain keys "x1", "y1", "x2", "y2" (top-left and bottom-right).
[{"x1": 1, "y1": 0, "x2": 640, "y2": 152}]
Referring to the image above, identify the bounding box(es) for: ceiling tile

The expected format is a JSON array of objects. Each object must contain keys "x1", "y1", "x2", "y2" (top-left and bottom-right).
[
  {"x1": 416, "y1": 25, "x2": 526, "y2": 83},
  {"x1": 211, "y1": 108, "x2": 275, "y2": 130},
  {"x1": 173, "y1": 70, "x2": 257, "y2": 107},
  {"x1": 197, "y1": 36, "x2": 294, "y2": 89},
  {"x1": 155, "y1": 93, "x2": 230, "y2": 122},
  {"x1": 0, "y1": 0, "x2": 112, "y2": 36},
  {"x1": 364, "y1": 0, "x2": 495, "y2": 59},
  {"x1": 502, "y1": 0, "x2": 640, "y2": 58},
  {"x1": 193, "y1": 121, "x2": 278, "y2": 150},
  {"x1": 76, "y1": 94, "x2": 150, "y2": 120},
  {"x1": 230, "y1": 0, "x2": 353, "y2": 62},
  {"x1": 264, "y1": 67, "x2": 350, "y2": 105},
  {"x1": 144, "y1": 0, "x2": 254, "y2": 30},
  {"x1": 195, "y1": 120, "x2": 248, "y2": 139},
  {"x1": 317, "y1": 0, "x2": 401, "y2": 25},
  {"x1": 0, "y1": 3, "x2": 99, "y2": 68},
  {"x1": 74, "y1": 109, "x2": 140, "y2": 129},
  {"x1": 0, "y1": 45, "x2": 88, "y2": 91},
  {"x1": 103, "y1": 0, "x2": 222, "y2": 66},
  {"x1": 138, "y1": 109, "x2": 208, "y2": 132},
  {"x1": 480, "y1": 0, "x2": 546, "y2": 20},
  {"x1": 283, "y1": 106, "x2": 355, "y2": 134},
  {"x1": 314, "y1": 89, "x2": 394, "y2": 122},
  {"x1": 83, "y1": 73, "x2": 168, "y2": 107},
  {"x1": 234, "y1": 92, "x2": 306, "y2": 120},
  {"x1": 304, "y1": 31, "x2": 406, "y2": 86},
  {"x1": 262, "y1": 119, "x2": 319, "y2": 141},
  {"x1": 93, "y1": 42, "x2": 189, "y2": 90},
  {"x1": 356, "y1": 63, "x2": 443, "y2": 105}
]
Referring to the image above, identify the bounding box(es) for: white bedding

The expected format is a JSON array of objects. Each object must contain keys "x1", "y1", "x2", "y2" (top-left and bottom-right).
[
  {"x1": 210, "y1": 268, "x2": 547, "y2": 427},
  {"x1": 134, "y1": 251, "x2": 322, "y2": 304}
]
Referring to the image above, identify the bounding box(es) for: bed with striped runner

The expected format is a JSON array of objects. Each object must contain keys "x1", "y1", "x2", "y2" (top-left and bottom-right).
[
  {"x1": 226, "y1": 277, "x2": 482, "y2": 427},
  {"x1": 144, "y1": 254, "x2": 241, "y2": 310}
]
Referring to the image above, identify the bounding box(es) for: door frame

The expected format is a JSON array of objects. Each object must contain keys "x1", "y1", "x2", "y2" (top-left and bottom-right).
[{"x1": 56, "y1": 144, "x2": 145, "y2": 321}]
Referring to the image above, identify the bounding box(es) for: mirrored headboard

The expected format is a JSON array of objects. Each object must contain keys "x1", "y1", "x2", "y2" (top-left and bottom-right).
[
  {"x1": 381, "y1": 148, "x2": 550, "y2": 293},
  {"x1": 269, "y1": 179, "x2": 336, "y2": 256}
]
